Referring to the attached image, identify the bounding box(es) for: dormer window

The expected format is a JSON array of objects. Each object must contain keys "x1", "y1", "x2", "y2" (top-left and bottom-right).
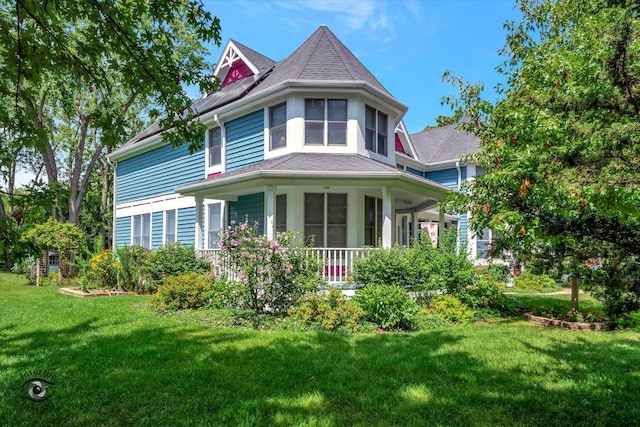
[
  {"x1": 208, "y1": 127, "x2": 222, "y2": 167},
  {"x1": 269, "y1": 103, "x2": 287, "y2": 150},
  {"x1": 305, "y1": 99, "x2": 347, "y2": 145},
  {"x1": 365, "y1": 105, "x2": 388, "y2": 156}
]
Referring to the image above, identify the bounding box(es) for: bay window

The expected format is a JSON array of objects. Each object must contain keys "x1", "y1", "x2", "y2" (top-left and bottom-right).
[
  {"x1": 365, "y1": 105, "x2": 388, "y2": 155},
  {"x1": 269, "y1": 103, "x2": 287, "y2": 150},
  {"x1": 305, "y1": 99, "x2": 347, "y2": 145},
  {"x1": 304, "y1": 193, "x2": 347, "y2": 247}
]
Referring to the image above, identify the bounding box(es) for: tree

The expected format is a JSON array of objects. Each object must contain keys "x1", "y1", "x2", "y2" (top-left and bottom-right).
[
  {"x1": 0, "y1": 1, "x2": 222, "y2": 230},
  {"x1": 446, "y1": 0, "x2": 640, "y2": 320},
  {"x1": 23, "y1": 219, "x2": 86, "y2": 285}
]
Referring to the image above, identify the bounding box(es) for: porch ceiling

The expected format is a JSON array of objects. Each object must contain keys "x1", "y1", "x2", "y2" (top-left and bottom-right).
[{"x1": 176, "y1": 153, "x2": 452, "y2": 202}]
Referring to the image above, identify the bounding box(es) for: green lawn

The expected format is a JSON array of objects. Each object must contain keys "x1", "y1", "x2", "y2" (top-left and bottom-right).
[{"x1": 2, "y1": 272, "x2": 640, "y2": 426}]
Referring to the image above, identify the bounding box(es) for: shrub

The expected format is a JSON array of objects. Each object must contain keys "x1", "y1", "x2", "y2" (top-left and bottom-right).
[
  {"x1": 151, "y1": 273, "x2": 232, "y2": 312},
  {"x1": 355, "y1": 285, "x2": 418, "y2": 330},
  {"x1": 352, "y1": 228, "x2": 476, "y2": 295},
  {"x1": 422, "y1": 294, "x2": 475, "y2": 323},
  {"x1": 87, "y1": 250, "x2": 120, "y2": 289},
  {"x1": 117, "y1": 245, "x2": 152, "y2": 294},
  {"x1": 514, "y1": 271, "x2": 558, "y2": 292},
  {"x1": 289, "y1": 287, "x2": 365, "y2": 333},
  {"x1": 585, "y1": 255, "x2": 640, "y2": 329},
  {"x1": 219, "y1": 221, "x2": 322, "y2": 314},
  {"x1": 476, "y1": 263, "x2": 510, "y2": 283},
  {"x1": 352, "y1": 246, "x2": 425, "y2": 289},
  {"x1": 416, "y1": 230, "x2": 476, "y2": 296},
  {"x1": 11, "y1": 257, "x2": 36, "y2": 285},
  {"x1": 143, "y1": 243, "x2": 211, "y2": 293}
]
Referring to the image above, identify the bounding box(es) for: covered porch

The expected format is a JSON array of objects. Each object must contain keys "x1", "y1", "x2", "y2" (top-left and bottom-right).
[{"x1": 176, "y1": 153, "x2": 454, "y2": 283}]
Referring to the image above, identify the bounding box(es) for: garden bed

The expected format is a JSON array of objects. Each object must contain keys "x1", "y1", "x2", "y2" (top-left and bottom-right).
[
  {"x1": 59, "y1": 287, "x2": 134, "y2": 298},
  {"x1": 524, "y1": 312, "x2": 605, "y2": 331}
]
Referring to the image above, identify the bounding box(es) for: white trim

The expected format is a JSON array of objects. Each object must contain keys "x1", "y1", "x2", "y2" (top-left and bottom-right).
[
  {"x1": 214, "y1": 40, "x2": 260, "y2": 78},
  {"x1": 116, "y1": 194, "x2": 197, "y2": 218}
]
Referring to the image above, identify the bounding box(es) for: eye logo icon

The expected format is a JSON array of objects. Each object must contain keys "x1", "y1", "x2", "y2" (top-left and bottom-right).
[{"x1": 22, "y1": 378, "x2": 54, "y2": 403}]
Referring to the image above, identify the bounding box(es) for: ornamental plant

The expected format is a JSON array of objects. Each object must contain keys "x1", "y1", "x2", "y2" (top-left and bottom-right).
[
  {"x1": 219, "y1": 221, "x2": 321, "y2": 314},
  {"x1": 88, "y1": 250, "x2": 120, "y2": 290}
]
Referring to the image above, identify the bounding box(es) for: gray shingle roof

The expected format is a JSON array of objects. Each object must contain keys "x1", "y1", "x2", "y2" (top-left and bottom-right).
[
  {"x1": 116, "y1": 26, "x2": 393, "y2": 150},
  {"x1": 251, "y1": 26, "x2": 391, "y2": 96},
  {"x1": 228, "y1": 39, "x2": 276, "y2": 72},
  {"x1": 176, "y1": 153, "x2": 449, "y2": 193},
  {"x1": 410, "y1": 120, "x2": 480, "y2": 164}
]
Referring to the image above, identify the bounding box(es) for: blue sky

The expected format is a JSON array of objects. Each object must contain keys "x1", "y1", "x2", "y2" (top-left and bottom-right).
[{"x1": 202, "y1": 0, "x2": 521, "y2": 133}]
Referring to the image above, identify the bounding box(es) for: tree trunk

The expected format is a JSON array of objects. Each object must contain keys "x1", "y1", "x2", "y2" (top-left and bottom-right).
[{"x1": 570, "y1": 275, "x2": 580, "y2": 311}]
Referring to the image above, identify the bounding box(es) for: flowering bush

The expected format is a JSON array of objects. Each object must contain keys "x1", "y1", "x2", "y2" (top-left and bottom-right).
[
  {"x1": 219, "y1": 221, "x2": 321, "y2": 314},
  {"x1": 88, "y1": 250, "x2": 120, "y2": 289}
]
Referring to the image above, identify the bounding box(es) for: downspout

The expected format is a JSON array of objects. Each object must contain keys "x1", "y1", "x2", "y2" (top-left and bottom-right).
[
  {"x1": 213, "y1": 114, "x2": 226, "y2": 246},
  {"x1": 455, "y1": 160, "x2": 462, "y2": 255},
  {"x1": 108, "y1": 157, "x2": 117, "y2": 254}
]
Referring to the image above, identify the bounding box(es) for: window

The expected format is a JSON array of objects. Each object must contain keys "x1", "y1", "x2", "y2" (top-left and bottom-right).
[
  {"x1": 133, "y1": 213, "x2": 151, "y2": 249},
  {"x1": 269, "y1": 103, "x2": 287, "y2": 150},
  {"x1": 208, "y1": 203, "x2": 222, "y2": 249},
  {"x1": 276, "y1": 194, "x2": 287, "y2": 233},
  {"x1": 304, "y1": 193, "x2": 347, "y2": 247},
  {"x1": 165, "y1": 210, "x2": 176, "y2": 243},
  {"x1": 208, "y1": 127, "x2": 221, "y2": 166},
  {"x1": 364, "y1": 196, "x2": 383, "y2": 246},
  {"x1": 477, "y1": 228, "x2": 502, "y2": 259},
  {"x1": 365, "y1": 105, "x2": 387, "y2": 155},
  {"x1": 305, "y1": 99, "x2": 347, "y2": 145}
]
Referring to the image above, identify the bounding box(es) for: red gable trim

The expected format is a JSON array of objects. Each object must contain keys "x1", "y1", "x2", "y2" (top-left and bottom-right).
[
  {"x1": 221, "y1": 60, "x2": 254, "y2": 87},
  {"x1": 395, "y1": 133, "x2": 406, "y2": 154}
]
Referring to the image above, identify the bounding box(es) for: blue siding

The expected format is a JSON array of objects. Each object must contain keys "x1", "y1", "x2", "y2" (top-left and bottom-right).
[
  {"x1": 425, "y1": 167, "x2": 462, "y2": 190},
  {"x1": 152, "y1": 211, "x2": 163, "y2": 250},
  {"x1": 115, "y1": 216, "x2": 131, "y2": 248},
  {"x1": 116, "y1": 143, "x2": 204, "y2": 203},
  {"x1": 229, "y1": 192, "x2": 265, "y2": 234},
  {"x1": 177, "y1": 207, "x2": 196, "y2": 246},
  {"x1": 226, "y1": 110, "x2": 264, "y2": 171},
  {"x1": 406, "y1": 167, "x2": 424, "y2": 177},
  {"x1": 458, "y1": 213, "x2": 468, "y2": 255}
]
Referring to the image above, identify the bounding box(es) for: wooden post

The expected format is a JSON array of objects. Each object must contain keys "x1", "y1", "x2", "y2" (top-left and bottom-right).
[{"x1": 570, "y1": 275, "x2": 579, "y2": 311}]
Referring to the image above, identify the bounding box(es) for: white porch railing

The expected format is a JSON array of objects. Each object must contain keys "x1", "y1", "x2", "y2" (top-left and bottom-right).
[{"x1": 198, "y1": 247, "x2": 378, "y2": 286}]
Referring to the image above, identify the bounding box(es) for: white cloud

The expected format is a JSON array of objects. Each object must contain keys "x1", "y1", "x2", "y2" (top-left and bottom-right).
[{"x1": 272, "y1": 0, "x2": 395, "y2": 41}]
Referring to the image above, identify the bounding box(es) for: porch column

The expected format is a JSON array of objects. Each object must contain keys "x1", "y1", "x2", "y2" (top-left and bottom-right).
[
  {"x1": 411, "y1": 210, "x2": 419, "y2": 243},
  {"x1": 382, "y1": 186, "x2": 392, "y2": 248},
  {"x1": 195, "y1": 196, "x2": 203, "y2": 250},
  {"x1": 438, "y1": 204, "x2": 445, "y2": 248},
  {"x1": 266, "y1": 186, "x2": 275, "y2": 240}
]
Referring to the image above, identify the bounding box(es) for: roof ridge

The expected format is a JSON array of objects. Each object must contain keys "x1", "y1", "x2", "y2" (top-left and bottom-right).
[
  {"x1": 296, "y1": 30, "x2": 324, "y2": 80},
  {"x1": 322, "y1": 29, "x2": 356, "y2": 80}
]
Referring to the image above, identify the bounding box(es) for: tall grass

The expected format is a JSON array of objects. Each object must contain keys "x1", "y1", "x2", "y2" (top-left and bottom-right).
[{"x1": 1, "y1": 271, "x2": 639, "y2": 426}]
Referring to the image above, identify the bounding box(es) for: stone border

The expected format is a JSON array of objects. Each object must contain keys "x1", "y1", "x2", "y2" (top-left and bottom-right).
[
  {"x1": 524, "y1": 313, "x2": 605, "y2": 331},
  {"x1": 59, "y1": 288, "x2": 134, "y2": 298}
]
